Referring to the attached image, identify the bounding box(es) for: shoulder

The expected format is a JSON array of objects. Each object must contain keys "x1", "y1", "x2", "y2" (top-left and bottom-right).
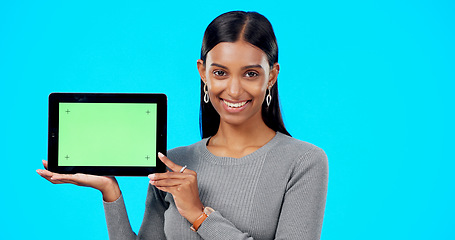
[
  {"x1": 168, "y1": 139, "x2": 205, "y2": 157},
  {"x1": 272, "y1": 133, "x2": 328, "y2": 191},
  {"x1": 166, "y1": 138, "x2": 208, "y2": 165},
  {"x1": 273, "y1": 132, "x2": 328, "y2": 174},
  {"x1": 274, "y1": 133, "x2": 327, "y2": 161}
]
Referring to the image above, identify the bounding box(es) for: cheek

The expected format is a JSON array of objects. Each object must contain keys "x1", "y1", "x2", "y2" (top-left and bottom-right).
[
  {"x1": 206, "y1": 80, "x2": 224, "y2": 95},
  {"x1": 244, "y1": 80, "x2": 268, "y2": 96}
]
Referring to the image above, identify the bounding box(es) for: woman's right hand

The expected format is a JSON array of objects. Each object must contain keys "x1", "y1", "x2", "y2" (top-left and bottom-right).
[{"x1": 36, "y1": 160, "x2": 121, "y2": 202}]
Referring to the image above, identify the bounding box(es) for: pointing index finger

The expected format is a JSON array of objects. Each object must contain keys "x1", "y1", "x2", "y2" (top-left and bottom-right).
[{"x1": 158, "y1": 152, "x2": 181, "y2": 172}]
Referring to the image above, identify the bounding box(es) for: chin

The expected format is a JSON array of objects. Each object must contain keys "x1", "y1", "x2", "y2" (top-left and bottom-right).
[
  {"x1": 218, "y1": 110, "x2": 263, "y2": 127},
  {"x1": 219, "y1": 116, "x2": 249, "y2": 126}
]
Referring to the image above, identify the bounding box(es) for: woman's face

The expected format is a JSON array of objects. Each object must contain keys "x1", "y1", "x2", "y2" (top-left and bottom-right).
[{"x1": 197, "y1": 40, "x2": 279, "y2": 127}]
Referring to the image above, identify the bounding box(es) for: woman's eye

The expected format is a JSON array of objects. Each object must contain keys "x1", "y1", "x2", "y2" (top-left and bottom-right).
[
  {"x1": 245, "y1": 71, "x2": 259, "y2": 78},
  {"x1": 213, "y1": 70, "x2": 226, "y2": 76}
]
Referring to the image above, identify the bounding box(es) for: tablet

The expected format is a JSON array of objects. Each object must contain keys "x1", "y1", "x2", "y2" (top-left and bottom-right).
[{"x1": 48, "y1": 93, "x2": 167, "y2": 176}]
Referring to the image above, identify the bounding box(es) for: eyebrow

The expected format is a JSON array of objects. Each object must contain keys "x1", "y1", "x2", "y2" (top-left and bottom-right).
[
  {"x1": 210, "y1": 63, "x2": 228, "y2": 69},
  {"x1": 210, "y1": 63, "x2": 263, "y2": 70}
]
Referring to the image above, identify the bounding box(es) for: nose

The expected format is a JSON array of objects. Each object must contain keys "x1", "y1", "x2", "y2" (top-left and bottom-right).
[{"x1": 227, "y1": 76, "x2": 242, "y2": 99}]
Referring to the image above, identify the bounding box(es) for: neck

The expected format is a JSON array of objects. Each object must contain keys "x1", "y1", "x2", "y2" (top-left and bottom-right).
[{"x1": 211, "y1": 116, "x2": 276, "y2": 150}]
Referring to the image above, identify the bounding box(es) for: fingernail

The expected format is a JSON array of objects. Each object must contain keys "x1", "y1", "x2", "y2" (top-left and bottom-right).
[
  {"x1": 158, "y1": 152, "x2": 164, "y2": 157},
  {"x1": 148, "y1": 174, "x2": 155, "y2": 180}
]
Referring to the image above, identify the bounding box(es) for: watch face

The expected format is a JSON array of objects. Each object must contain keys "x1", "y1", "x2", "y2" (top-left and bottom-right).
[{"x1": 204, "y1": 207, "x2": 215, "y2": 215}]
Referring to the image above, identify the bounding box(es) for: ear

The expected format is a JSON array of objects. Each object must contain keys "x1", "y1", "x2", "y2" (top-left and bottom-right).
[
  {"x1": 268, "y1": 63, "x2": 280, "y2": 87},
  {"x1": 197, "y1": 59, "x2": 206, "y2": 83}
]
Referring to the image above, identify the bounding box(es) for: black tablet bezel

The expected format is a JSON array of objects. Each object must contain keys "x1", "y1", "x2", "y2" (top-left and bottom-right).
[{"x1": 48, "y1": 93, "x2": 167, "y2": 176}]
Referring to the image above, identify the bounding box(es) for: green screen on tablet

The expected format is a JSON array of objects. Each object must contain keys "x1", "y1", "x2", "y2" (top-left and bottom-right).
[{"x1": 58, "y1": 102, "x2": 157, "y2": 167}]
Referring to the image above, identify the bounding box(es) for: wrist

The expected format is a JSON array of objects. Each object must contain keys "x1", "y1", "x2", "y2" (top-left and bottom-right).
[
  {"x1": 188, "y1": 207, "x2": 205, "y2": 224},
  {"x1": 100, "y1": 181, "x2": 121, "y2": 202}
]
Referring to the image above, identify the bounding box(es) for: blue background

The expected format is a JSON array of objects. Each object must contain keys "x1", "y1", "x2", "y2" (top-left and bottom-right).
[{"x1": 1, "y1": 0, "x2": 454, "y2": 239}]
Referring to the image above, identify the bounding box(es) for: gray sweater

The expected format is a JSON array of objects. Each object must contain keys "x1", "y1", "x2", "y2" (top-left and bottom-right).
[{"x1": 104, "y1": 132, "x2": 328, "y2": 239}]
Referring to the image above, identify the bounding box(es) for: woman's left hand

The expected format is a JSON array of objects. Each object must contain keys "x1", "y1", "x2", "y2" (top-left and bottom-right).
[{"x1": 149, "y1": 152, "x2": 204, "y2": 224}]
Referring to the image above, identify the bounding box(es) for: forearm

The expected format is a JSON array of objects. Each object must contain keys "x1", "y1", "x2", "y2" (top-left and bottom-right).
[{"x1": 103, "y1": 194, "x2": 137, "y2": 240}]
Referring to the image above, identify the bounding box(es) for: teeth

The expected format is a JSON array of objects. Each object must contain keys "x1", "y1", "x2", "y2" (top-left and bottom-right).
[{"x1": 223, "y1": 100, "x2": 248, "y2": 108}]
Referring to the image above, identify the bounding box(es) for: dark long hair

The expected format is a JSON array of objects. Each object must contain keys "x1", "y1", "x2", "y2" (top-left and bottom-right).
[{"x1": 199, "y1": 11, "x2": 291, "y2": 138}]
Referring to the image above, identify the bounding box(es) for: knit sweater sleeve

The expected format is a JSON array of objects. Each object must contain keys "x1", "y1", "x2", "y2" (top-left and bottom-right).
[
  {"x1": 274, "y1": 146, "x2": 328, "y2": 239},
  {"x1": 103, "y1": 184, "x2": 169, "y2": 240},
  {"x1": 196, "y1": 146, "x2": 329, "y2": 240},
  {"x1": 196, "y1": 211, "x2": 255, "y2": 239}
]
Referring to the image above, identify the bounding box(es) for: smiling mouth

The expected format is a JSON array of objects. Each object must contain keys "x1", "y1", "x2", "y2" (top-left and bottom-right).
[{"x1": 222, "y1": 99, "x2": 250, "y2": 108}]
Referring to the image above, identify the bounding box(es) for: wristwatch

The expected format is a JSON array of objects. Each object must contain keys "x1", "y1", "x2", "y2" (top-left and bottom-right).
[{"x1": 190, "y1": 206, "x2": 214, "y2": 232}]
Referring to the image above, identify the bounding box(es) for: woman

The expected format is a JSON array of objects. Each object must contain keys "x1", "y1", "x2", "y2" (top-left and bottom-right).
[{"x1": 37, "y1": 11, "x2": 328, "y2": 240}]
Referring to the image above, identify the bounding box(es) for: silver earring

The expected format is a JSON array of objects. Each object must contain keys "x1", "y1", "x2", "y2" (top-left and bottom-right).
[
  {"x1": 204, "y1": 82, "x2": 209, "y2": 103},
  {"x1": 266, "y1": 85, "x2": 272, "y2": 107}
]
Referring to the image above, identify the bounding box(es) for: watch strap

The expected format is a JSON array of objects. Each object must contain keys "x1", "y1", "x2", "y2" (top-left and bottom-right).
[
  {"x1": 190, "y1": 212, "x2": 208, "y2": 232},
  {"x1": 190, "y1": 207, "x2": 214, "y2": 232}
]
